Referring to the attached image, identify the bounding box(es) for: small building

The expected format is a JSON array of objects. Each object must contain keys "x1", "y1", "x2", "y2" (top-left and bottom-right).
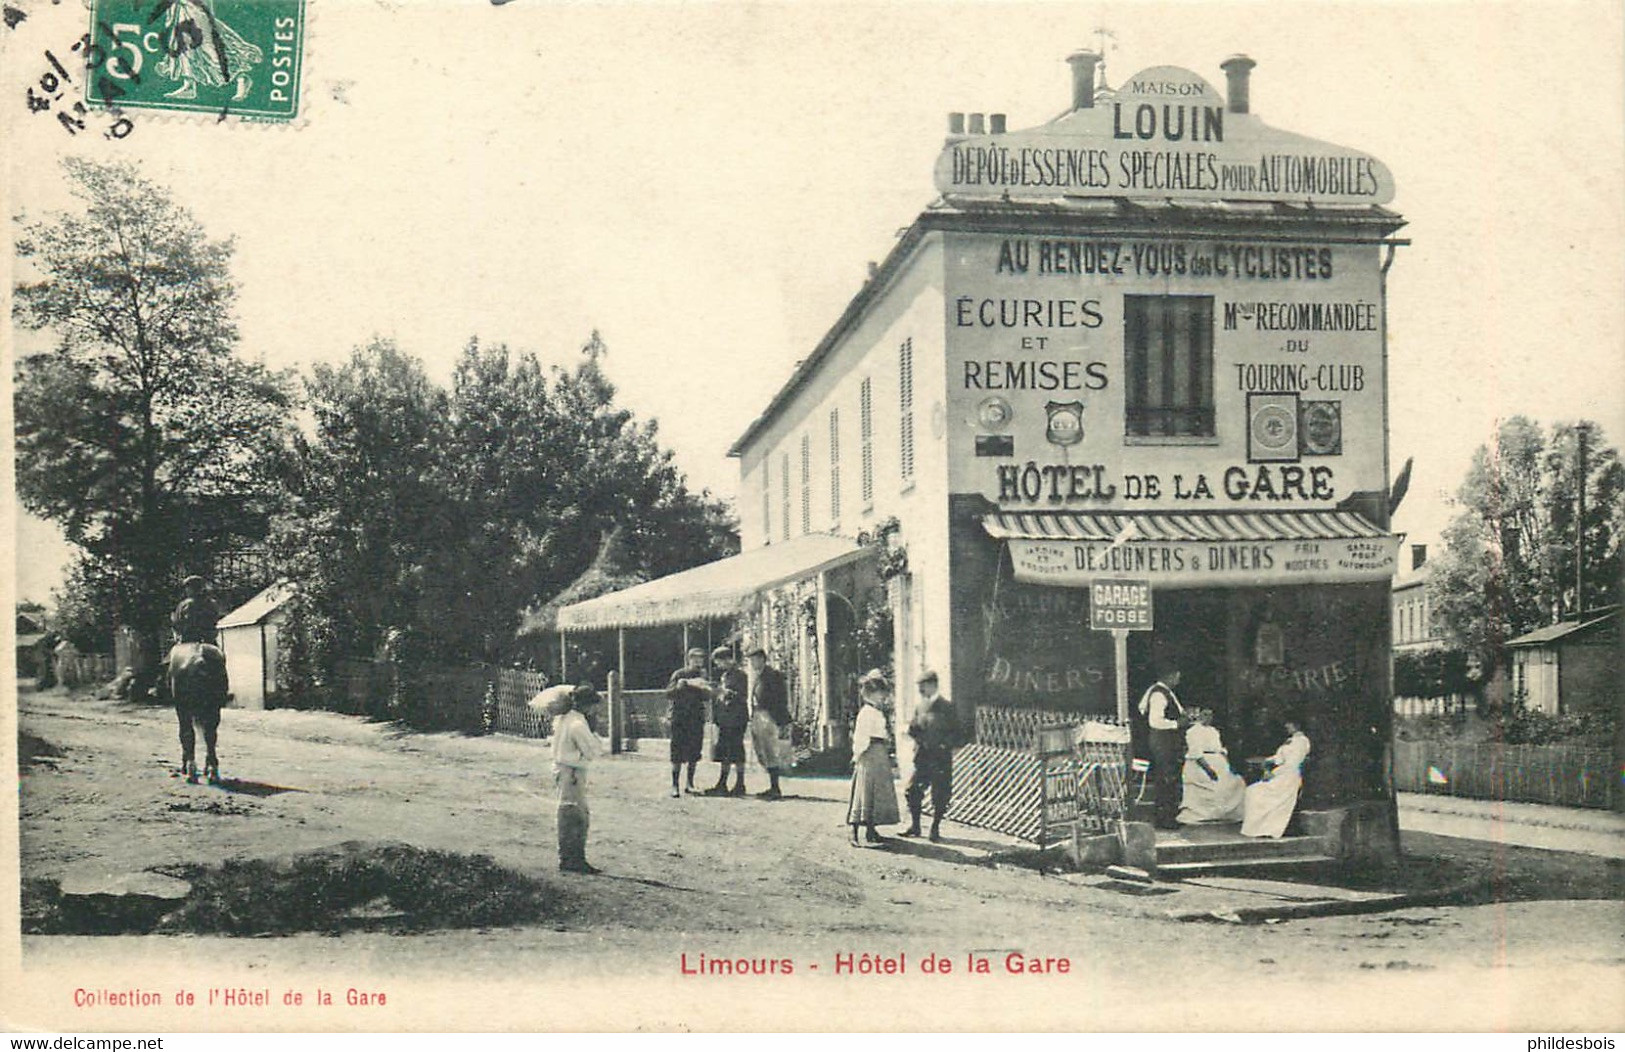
[
  {"x1": 216, "y1": 582, "x2": 294, "y2": 710},
  {"x1": 1506, "y1": 607, "x2": 1621, "y2": 716}
]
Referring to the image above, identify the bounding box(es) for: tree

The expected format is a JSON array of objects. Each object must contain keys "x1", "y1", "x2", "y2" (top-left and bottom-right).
[
  {"x1": 271, "y1": 339, "x2": 454, "y2": 677},
  {"x1": 13, "y1": 158, "x2": 293, "y2": 678},
  {"x1": 1431, "y1": 417, "x2": 1623, "y2": 675},
  {"x1": 274, "y1": 334, "x2": 738, "y2": 686}
]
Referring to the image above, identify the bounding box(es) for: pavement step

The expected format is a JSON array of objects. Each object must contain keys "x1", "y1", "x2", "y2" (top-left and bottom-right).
[
  {"x1": 1157, "y1": 853, "x2": 1338, "y2": 876},
  {"x1": 1157, "y1": 835, "x2": 1326, "y2": 864}
]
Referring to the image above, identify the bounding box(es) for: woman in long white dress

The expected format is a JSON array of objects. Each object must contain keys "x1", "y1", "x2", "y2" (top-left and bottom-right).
[
  {"x1": 846, "y1": 669, "x2": 900, "y2": 847},
  {"x1": 1178, "y1": 708, "x2": 1245, "y2": 824},
  {"x1": 1241, "y1": 718, "x2": 1312, "y2": 838}
]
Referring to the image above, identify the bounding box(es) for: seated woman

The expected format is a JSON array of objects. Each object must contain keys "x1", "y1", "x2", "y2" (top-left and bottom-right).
[
  {"x1": 1241, "y1": 717, "x2": 1312, "y2": 838},
  {"x1": 1178, "y1": 708, "x2": 1245, "y2": 825}
]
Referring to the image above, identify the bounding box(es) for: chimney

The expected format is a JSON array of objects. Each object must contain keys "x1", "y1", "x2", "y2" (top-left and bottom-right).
[
  {"x1": 866, "y1": 261, "x2": 879, "y2": 281},
  {"x1": 1220, "y1": 54, "x2": 1256, "y2": 114},
  {"x1": 989, "y1": 113, "x2": 1006, "y2": 134},
  {"x1": 968, "y1": 112, "x2": 986, "y2": 134},
  {"x1": 948, "y1": 112, "x2": 965, "y2": 135},
  {"x1": 1066, "y1": 50, "x2": 1100, "y2": 109},
  {"x1": 1411, "y1": 544, "x2": 1428, "y2": 571}
]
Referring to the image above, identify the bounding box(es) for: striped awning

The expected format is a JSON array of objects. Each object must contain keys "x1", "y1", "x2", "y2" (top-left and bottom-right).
[
  {"x1": 555, "y1": 533, "x2": 872, "y2": 632},
  {"x1": 982, "y1": 510, "x2": 1398, "y2": 588},
  {"x1": 982, "y1": 510, "x2": 1388, "y2": 543}
]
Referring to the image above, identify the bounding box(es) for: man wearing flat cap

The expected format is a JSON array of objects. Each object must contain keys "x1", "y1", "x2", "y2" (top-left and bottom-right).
[
  {"x1": 900, "y1": 668, "x2": 962, "y2": 841},
  {"x1": 665, "y1": 646, "x2": 711, "y2": 797},
  {"x1": 745, "y1": 644, "x2": 792, "y2": 799},
  {"x1": 705, "y1": 646, "x2": 751, "y2": 796},
  {"x1": 171, "y1": 575, "x2": 221, "y2": 646}
]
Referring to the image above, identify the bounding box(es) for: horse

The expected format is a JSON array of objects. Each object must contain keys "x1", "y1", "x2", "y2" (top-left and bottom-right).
[{"x1": 167, "y1": 641, "x2": 229, "y2": 784}]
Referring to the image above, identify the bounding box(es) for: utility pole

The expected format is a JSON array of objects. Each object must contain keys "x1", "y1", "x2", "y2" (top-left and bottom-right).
[{"x1": 1575, "y1": 422, "x2": 1588, "y2": 620}]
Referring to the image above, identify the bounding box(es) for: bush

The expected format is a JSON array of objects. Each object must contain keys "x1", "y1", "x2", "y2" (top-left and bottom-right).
[
  {"x1": 1394, "y1": 647, "x2": 1476, "y2": 698},
  {"x1": 1483, "y1": 700, "x2": 1616, "y2": 746}
]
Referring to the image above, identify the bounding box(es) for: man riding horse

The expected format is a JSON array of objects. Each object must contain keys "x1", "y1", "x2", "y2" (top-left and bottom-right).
[{"x1": 168, "y1": 575, "x2": 229, "y2": 784}]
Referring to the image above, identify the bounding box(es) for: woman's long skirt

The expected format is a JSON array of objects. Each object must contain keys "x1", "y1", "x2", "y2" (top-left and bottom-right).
[
  {"x1": 846, "y1": 741, "x2": 900, "y2": 826},
  {"x1": 1178, "y1": 755, "x2": 1246, "y2": 824},
  {"x1": 1240, "y1": 771, "x2": 1302, "y2": 838}
]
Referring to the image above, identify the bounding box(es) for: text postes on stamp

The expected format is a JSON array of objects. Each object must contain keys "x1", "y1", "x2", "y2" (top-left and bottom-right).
[{"x1": 86, "y1": 0, "x2": 305, "y2": 121}]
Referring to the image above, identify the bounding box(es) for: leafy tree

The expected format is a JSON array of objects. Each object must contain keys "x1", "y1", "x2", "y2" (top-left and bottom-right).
[
  {"x1": 274, "y1": 333, "x2": 738, "y2": 687},
  {"x1": 271, "y1": 339, "x2": 454, "y2": 677},
  {"x1": 13, "y1": 158, "x2": 293, "y2": 679},
  {"x1": 1430, "y1": 417, "x2": 1623, "y2": 675}
]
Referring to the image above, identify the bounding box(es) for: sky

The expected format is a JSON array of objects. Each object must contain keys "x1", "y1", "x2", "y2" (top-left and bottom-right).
[{"x1": 5, "y1": 0, "x2": 1623, "y2": 606}]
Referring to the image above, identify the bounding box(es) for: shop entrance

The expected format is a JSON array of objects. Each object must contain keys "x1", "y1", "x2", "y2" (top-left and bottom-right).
[{"x1": 1125, "y1": 588, "x2": 1229, "y2": 753}]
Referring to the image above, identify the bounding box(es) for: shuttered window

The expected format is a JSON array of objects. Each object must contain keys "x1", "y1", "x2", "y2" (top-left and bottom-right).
[
  {"x1": 859, "y1": 377, "x2": 874, "y2": 507},
  {"x1": 899, "y1": 338, "x2": 915, "y2": 483},
  {"x1": 799, "y1": 433, "x2": 811, "y2": 535},
  {"x1": 829, "y1": 408, "x2": 841, "y2": 523},
  {"x1": 1124, "y1": 295, "x2": 1214, "y2": 438},
  {"x1": 761, "y1": 458, "x2": 771, "y2": 545},
  {"x1": 780, "y1": 451, "x2": 791, "y2": 542}
]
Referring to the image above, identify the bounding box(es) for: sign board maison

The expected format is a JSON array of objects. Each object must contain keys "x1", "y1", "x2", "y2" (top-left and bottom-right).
[{"x1": 934, "y1": 66, "x2": 1395, "y2": 206}]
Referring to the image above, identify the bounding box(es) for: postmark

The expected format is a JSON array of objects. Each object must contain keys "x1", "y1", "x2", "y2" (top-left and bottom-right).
[{"x1": 85, "y1": 0, "x2": 305, "y2": 121}]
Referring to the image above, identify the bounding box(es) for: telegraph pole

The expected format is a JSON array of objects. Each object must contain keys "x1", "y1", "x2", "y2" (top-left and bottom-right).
[{"x1": 1575, "y1": 422, "x2": 1588, "y2": 619}]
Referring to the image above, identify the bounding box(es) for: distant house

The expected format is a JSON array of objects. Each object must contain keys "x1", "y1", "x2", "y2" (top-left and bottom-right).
[
  {"x1": 1391, "y1": 543, "x2": 1441, "y2": 653},
  {"x1": 16, "y1": 611, "x2": 48, "y2": 680},
  {"x1": 1505, "y1": 607, "x2": 1622, "y2": 716},
  {"x1": 217, "y1": 582, "x2": 294, "y2": 710}
]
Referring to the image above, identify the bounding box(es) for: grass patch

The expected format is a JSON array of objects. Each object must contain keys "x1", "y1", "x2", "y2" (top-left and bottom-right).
[{"x1": 25, "y1": 842, "x2": 565, "y2": 936}]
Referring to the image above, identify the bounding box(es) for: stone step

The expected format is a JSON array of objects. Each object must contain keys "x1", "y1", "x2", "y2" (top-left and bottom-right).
[
  {"x1": 1157, "y1": 834, "x2": 1327, "y2": 865},
  {"x1": 1157, "y1": 853, "x2": 1338, "y2": 876}
]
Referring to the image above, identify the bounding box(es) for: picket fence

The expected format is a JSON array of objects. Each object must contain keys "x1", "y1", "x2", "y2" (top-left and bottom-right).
[{"x1": 1393, "y1": 739, "x2": 1616, "y2": 810}]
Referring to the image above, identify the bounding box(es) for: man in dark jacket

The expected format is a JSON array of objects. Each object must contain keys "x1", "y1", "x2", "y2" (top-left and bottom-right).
[
  {"x1": 900, "y1": 668, "x2": 962, "y2": 842},
  {"x1": 665, "y1": 647, "x2": 710, "y2": 797},
  {"x1": 745, "y1": 644, "x2": 792, "y2": 799},
  {"x1": 171, "y1": 576, "x2": 220, "y2": 645},
  {"x1": 705, "y1": 646, "x2": 750, "y2": 796}
]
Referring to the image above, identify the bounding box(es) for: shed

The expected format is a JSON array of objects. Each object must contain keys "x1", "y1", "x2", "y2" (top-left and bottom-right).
[
  {"x1": 1505, "y1": 607, "x2": 1621, "y2": 716},
  {"x1": 217, "y1": 582, "x2": 294, "y2": 710}
]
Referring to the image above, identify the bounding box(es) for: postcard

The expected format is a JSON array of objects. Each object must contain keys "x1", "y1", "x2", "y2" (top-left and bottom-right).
[{"x1": 4, "y1": 0, "x2": 1623, "y2": 1035}]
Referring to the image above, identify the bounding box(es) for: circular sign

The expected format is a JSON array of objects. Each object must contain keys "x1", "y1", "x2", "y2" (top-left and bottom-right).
[
  {"x1": 1250, "y1": 403, "x2": 1296, "y2": 451},
  {"x1": 976, "y1": 396, "x2": 1014, "y2": 430}
]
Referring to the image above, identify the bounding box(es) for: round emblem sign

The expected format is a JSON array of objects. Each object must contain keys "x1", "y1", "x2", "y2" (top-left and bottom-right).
[{"x1": 1250, "y1": 403, "x2": 1297, "y2": 451}]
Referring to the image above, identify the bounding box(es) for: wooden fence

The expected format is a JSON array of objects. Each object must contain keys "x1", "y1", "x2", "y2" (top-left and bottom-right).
[
  {"x1": 1394, "y1": 739, "x2": 1616, "y2": 810},
  {"x1": 1394, "y1": 694, "x2": 1473, "y2": 718}
]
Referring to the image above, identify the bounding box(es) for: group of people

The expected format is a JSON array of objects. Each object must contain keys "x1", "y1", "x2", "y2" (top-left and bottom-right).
[
  {"x1": 664, "y1": 644, "x2": 794, "y2": 799},
  {"x1": 1140, "y1": 658, "x2": 1312, "y2": 838}
]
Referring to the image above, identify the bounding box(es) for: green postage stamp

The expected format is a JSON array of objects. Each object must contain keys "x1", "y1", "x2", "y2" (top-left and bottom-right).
[{"x1": 86, "y1": 0, "x2": 306, "y2": 120}]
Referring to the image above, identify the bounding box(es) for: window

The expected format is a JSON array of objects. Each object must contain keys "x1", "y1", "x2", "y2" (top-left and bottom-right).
[
  {"x1": 829, "y1": 408, "x2": 841, "y2": 523},
  {"x1": 859, "y1": 377, "x2": 874, "y2": 507},
  {"x1": 799, "y1": 433, "x2": 811, "y2": 535},
  {"x1": 899, "y1": 338, "x2": 915, "y2": 482},
  {"x1": 780, "y1": 451, "x2": 790, "y2": 542},
  {"x1": 761, "y1": 458, "x2": 771, "y2": 545},
  {"x1": 1124, "y1": 295, "x2": 1214, "y2": 438}
]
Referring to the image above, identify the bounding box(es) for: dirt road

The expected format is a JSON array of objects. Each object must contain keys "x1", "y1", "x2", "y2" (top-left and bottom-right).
[{"x1": 11, "y1": 686, "x2": 1624, "y2": 1032}]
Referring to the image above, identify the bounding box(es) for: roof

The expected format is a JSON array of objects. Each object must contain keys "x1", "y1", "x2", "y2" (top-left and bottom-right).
[
  {"x1": 554, "y1": 533, "x2": 872, "y2": 632},
  {"x1": 217, "y1": 582, "x2": 295, "y2": 629},
  {"x1": 518, "y1": 528, "x2": 649, "y2": 637},
  {"x1": 727, "y1": 199, "x2": 1406, "y2": 459},
  {"x1": 1506, "y1": 607, "x2": 1620, "y2": 649},
  {"x1": 981, "y1": 509, "x2": 1387, "y2": 543},
  {"x1": 16, "y1": 633, "x2": 46, "y2": 648}
]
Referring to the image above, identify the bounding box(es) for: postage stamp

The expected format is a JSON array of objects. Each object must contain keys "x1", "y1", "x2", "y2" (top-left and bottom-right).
[{"x1": 84, "y1": 0, "x2": 305, "y2": 120}]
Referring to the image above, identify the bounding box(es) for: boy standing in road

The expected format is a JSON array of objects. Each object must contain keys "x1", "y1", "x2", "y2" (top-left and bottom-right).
[
  {"x1": 705, "y1": 646, "x2": 750, "y2": 796},
  {"x1": 665, "y1": 647, "x2": 710, "y2": 797}
]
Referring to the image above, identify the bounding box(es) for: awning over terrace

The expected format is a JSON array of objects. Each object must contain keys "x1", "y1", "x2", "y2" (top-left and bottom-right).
[
  {"x1": 555, "y1": 533, "x2": 872, "y2": 632},
  {"x1": 981, "y1": 510, "x2": 1397, "y2": 588}
]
